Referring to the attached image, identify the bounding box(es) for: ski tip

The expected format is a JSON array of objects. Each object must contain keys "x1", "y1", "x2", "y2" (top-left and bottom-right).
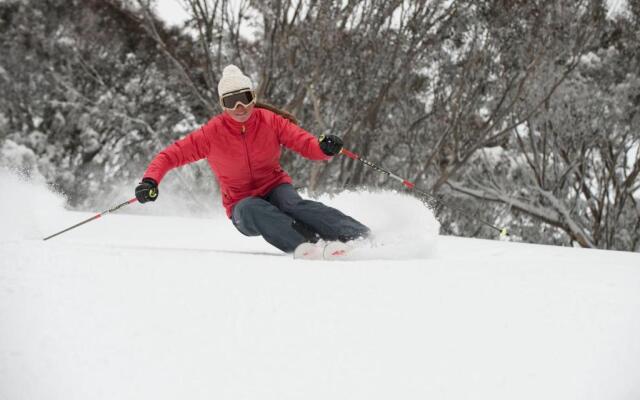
[
  {"x1": 322, "y1": 241, "x2": 355, "y2": 261},
  {"x1": 293, "y1": 242, "x2": 324, "y2": 260}
]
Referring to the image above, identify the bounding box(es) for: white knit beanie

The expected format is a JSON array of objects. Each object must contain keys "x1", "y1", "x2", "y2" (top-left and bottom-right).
[{"x1": 217, "y1": 65, "x2": 253, "y2": 97}]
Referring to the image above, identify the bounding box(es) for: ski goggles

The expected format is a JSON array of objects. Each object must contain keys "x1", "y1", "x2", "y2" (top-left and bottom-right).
[{"x1": 220, "y1": 89, "x2": 256, "y2": 109}]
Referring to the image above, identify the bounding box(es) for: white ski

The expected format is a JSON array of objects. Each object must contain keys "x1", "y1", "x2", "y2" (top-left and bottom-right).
[
  {"x1": 293, "y1": 241, "x2": 355, "y2": 261},
  {"x1": 322, "y1": 241, "x2": 355, "y2": 261},
  {"x1": 293, "y1": 242, "x2": 324, "y2": 260}
]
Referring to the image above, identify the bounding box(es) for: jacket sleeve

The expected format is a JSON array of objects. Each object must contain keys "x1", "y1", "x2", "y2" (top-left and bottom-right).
[
  {"x1": 143, "y1": 124, "x2": 212, "y2": 184},
  {"x1": 273, "y1": 113, "x2": 331, "y2": 161}
]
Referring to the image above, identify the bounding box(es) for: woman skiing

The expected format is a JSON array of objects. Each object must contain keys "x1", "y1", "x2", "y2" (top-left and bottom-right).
[{"x1": 135, "y1": 65, "x2": 370, "y2": 256}]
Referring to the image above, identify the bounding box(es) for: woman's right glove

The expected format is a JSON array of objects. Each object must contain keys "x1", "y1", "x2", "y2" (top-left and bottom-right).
[
  {"x1": 135, "y1": 178, "x2": 159, "y2": 203},
  {"x1": 319, "y1": 134, "x2": 344, "y2": 156}
]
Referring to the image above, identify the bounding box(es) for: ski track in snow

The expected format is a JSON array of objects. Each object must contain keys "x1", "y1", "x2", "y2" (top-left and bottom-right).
[{"x1": 1, "y1": 169, "x2": 640, "y2": 400}]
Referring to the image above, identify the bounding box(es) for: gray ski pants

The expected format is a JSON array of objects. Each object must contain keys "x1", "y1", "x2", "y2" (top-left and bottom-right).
[{"x1": 231, "y1": 184, "x2": 370, "y2": 253}]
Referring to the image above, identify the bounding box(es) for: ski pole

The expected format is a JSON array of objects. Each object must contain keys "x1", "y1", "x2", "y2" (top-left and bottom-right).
[
  {"x1": 339, "y1": 148, "x2": 509, "y2": 237},
  {"x1": 43, "y1": 198, "x2": 138, "y2": 241}
]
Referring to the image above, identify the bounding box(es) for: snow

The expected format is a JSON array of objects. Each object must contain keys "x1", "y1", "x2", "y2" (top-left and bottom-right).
[
  {"x1": 154, "y1": 0, "x2": 189, "y2": 27},
  {"x1": 607, "y1": 0, "x2": 628, "y2": 17},
  {"x1": 1, "y1": 169, "x2": 640, "y2": 400}
]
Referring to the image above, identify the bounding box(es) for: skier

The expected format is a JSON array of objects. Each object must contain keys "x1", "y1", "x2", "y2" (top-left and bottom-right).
[{"x1": 135, "y1": 65, "x2": 370, "y2": 257}]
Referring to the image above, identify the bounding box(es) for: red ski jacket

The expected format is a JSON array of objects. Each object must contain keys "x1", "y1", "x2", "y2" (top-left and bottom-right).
[{"x1": 143, "y1": 108, "x2": 331, "y2": 217}]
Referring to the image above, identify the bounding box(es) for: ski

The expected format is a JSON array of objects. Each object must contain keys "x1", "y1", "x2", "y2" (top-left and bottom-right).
[
  {"x1": 293, "y1": 242, "x2": 325, "y2": 260},
  {"x1": 293, "y1": 241, "x2": 355, "y2": 261},
  {"x1": 322, "y1": 241, "x2": 354, "y2": 260}
]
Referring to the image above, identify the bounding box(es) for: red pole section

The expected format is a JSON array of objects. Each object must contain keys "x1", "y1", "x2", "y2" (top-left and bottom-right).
[{"x1": 340, "y1": 148, "x2": 359, "y2": 160}]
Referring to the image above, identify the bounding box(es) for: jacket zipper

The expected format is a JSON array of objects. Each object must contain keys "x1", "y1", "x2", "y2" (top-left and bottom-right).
[{"x1": 240, "y1": 125, "x2": 255, "y2": 184}]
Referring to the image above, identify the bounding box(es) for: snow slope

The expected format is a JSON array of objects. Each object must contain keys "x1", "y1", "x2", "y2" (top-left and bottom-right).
[{"x1": 1, "y1": 169, "x2": 640, "y2": 400}]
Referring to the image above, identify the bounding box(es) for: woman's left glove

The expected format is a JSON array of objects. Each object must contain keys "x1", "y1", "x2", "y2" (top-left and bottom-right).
[
  {"x1": 135, "y1": 178, "x2": 159, "y2": 203},
  {"x1": 319, "y1": 134, "x2": 344, "y2": 156}
]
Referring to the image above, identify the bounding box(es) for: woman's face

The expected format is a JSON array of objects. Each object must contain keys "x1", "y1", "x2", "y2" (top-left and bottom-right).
[{"x1": 225, "y1": 102, "x2": 255, "y2": 123}]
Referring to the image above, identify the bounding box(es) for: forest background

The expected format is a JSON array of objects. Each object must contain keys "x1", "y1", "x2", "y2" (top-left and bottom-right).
[{"x1": 1, "y1": 0, "x2": 638, "y2": 251}]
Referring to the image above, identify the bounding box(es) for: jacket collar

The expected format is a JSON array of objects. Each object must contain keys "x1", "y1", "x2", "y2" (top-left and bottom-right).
[{"x1": 221, "y1": 109, "x2": 259, "y2": 134}]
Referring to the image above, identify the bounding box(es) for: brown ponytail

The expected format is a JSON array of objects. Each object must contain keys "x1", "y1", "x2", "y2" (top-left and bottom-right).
[{"x1": 255, "y1": 101, "x2": 299, "y2": 126}]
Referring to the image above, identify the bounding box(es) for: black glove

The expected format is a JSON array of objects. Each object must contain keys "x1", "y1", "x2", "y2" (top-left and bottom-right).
[
  {"x1": 135, "y1": 178, "x2": 159, "y2": 203},
  {"x1": 319, "y1": 134, "x2": 343, "y2": 156}
]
